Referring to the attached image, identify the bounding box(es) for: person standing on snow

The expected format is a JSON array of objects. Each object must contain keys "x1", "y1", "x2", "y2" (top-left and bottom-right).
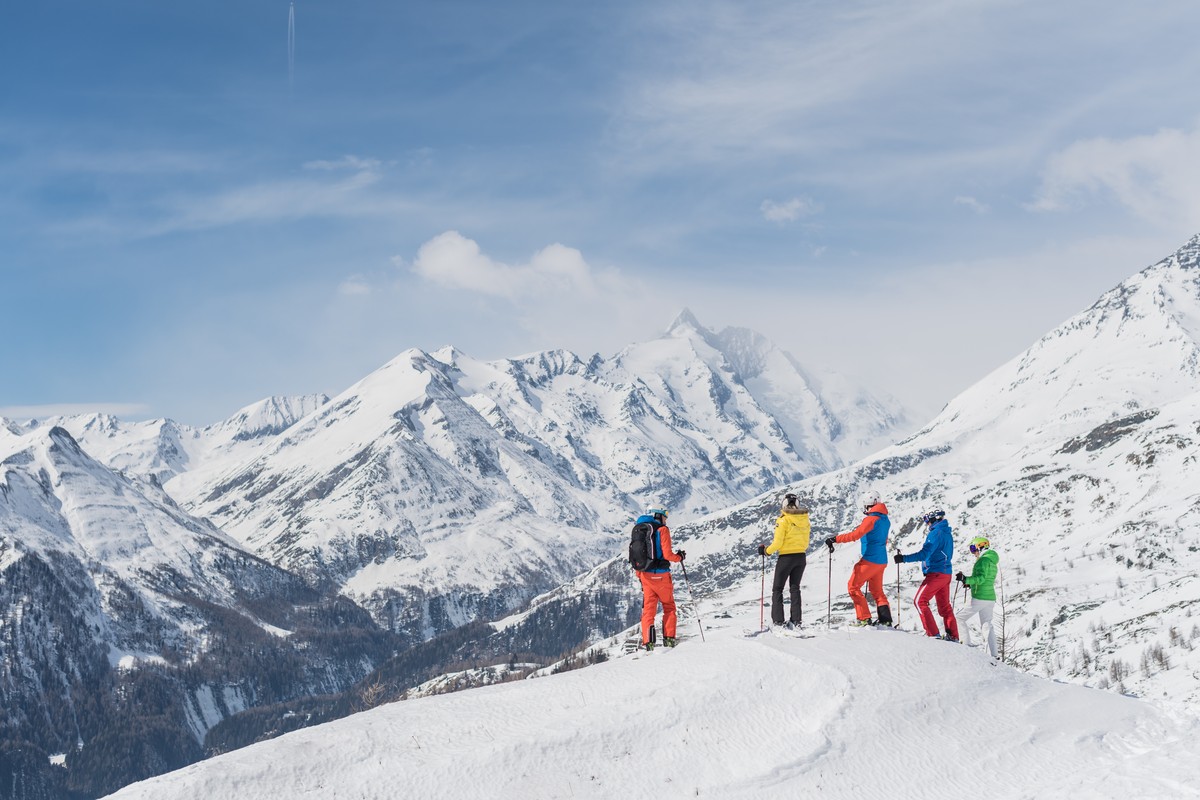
[
  {"x1": 955, "y1": 537, "x2": 1000, "y2": 658},
  {"x1": 757, "y1": 493, "x2": 810, "y2": 629},
  {"x1": 636, "y1": 507, "x2": 685, "y2": 650},
  {"x1": 824, "y1": 490, "x2": 892, "y2": 626},
  {"x1": 894, "y1": 510, "x2": 960, "y2": 641}
]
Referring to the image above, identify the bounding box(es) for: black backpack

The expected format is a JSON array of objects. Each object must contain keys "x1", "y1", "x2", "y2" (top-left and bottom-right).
[{"x1": 629, "y1": 521, "x2": 659, "y2": 572}]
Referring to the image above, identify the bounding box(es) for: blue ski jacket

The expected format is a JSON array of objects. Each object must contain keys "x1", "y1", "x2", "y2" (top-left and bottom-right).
[
  {"x1": 834, "y1": 503, "x2": 891, "y2": 565},
  {"x1": 901, "y1": 519, "x2": 954, "y2": 575}
]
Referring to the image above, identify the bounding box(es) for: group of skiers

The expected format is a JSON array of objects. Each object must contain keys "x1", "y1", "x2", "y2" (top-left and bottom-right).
[{"x1": 632, "y1": 491, "x2": 1000, "y2": 658}]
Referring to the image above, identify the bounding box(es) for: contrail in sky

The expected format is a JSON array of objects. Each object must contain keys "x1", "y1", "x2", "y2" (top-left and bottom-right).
[{"x1": 288, "y1": 2, "x2": 296, "y2": 88}]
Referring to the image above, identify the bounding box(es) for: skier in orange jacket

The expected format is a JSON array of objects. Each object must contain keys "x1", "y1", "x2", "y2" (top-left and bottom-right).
[
  {"x1": 824, "y1": 491, "x2": 893, "y2": 626},
  {"x1": 635, "y1": 507, "x2": 685, "y2": 649}
]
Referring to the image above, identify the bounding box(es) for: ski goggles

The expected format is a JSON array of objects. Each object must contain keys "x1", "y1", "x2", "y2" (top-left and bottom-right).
[{"x1": 969, "y1": 543, "x2": 982, "y2": 554}]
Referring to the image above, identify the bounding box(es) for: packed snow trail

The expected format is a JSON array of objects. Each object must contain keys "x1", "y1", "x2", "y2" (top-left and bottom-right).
[{"x1": 105, "y1": 617, "x2": 1200, "y2": 800}]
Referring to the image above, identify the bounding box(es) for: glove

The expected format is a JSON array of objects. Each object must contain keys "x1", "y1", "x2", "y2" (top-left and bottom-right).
[
  {"x1": 824, "y1": 536, "x2": 836, "y2": 550},
  {"x1": 677, "y1": 550, "x2": 686, "y2": 561},
  {"x1": 955, "y1": 571, "x2": 967, "y2": 584},
  {"x1": 757, "y1": 544, "x2": 766, "y2": 556},
  {"x1": 893, "y1": 552, "x2": 904, "y2": 564}
]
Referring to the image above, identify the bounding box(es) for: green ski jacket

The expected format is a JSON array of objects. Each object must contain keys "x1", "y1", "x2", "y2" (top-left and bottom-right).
[{"x1": 965, "y1": 549, "x2": 999, "y2": 601}]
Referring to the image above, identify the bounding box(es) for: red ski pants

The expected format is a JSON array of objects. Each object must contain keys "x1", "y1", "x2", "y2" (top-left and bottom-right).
[
  {"x1": 639, "y1": 572, "x2": 677, "y2": 643},
  {"x1": 913, "y1": 572, "x2": 959, "y2": 639},
  {"x1": 847, "y1": 559, "x2": 889, "y2": 622}
]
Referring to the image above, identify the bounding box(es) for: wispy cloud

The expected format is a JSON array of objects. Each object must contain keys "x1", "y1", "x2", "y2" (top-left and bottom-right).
[
  {"x1": 954, "y1": 196, "x2": 989, "y2": 214},
  {"x1": 337, "y1": 275, "x2": 373, "y2": 296},
  {"x1": 51, "y1": 157, "x2": 417, "y2": 238},
  {"x1": 154, "y1": 162, "x2": 395, "y2": 233},
  {"x1": 303, "y1": 155, "x2": 383, "y2": 172},
  {"x1": 761, "y1": 196, "x2": 822, "y2": 224},
  {"x1": 1030, "y1": 125, "x2": 1200, "y2": 227},
  {"x1": 615, "y1": 0, "x2": 993, "y2": 167}
]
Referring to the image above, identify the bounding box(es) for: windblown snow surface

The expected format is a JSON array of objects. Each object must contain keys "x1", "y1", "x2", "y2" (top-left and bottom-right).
[{"x1": 106, "y1": 598, "x2": 1200, "y2": 800}]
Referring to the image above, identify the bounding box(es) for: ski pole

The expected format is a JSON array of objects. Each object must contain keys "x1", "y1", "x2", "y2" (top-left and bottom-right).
[
  {"x1": 826, "y1": 543, "x2": 833, "y2": 629},
  {"x1": 759, "y1": 552, "x2": 766, "y2": 633},
  {"x1": 895, "y1": 562, "x2": 901, "y2": 627},
  {"x1": 679, "y1": 560, "x2": 706, "y2": 642}
]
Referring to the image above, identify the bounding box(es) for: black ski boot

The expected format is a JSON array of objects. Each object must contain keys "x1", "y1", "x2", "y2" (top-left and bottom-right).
[{"x1": 877, "y1": 605, "x2": 893, "y2": 627}]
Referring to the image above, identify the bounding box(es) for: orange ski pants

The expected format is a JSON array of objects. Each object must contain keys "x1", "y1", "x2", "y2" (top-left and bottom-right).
[
  {"x1": 639, "y1": 572, "x2": 677, "y2": 643},
  {"x1": 847, "y1": 559, "x2": 890, "y2": 622}
]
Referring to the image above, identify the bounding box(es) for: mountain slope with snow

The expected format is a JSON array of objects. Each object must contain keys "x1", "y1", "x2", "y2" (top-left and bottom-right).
[
  {"x1": 618, "y1": 234, "x2": 1200, "y2": 705},
  {"x1": 0, "y1": 424, "x2": 398, "y2": 797},
  {"x1": 158, "y1": 314, "x2": 908, "y2": 641},
  {"x1": 414, "y1": 234, "x2": 1200, "y2": 710},
  {"x1": 104, "y1": 619, "x2": 1200, "y2": 800}
]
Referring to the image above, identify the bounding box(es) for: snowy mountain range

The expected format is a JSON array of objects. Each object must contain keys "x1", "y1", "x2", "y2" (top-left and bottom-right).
[
  {"x1": 10, "y1": 230, "x2": 1200, "y2": 797},
  {"x1": 0, "y1": 314, "x2": 908, "y2": 798},
  {"x1": 19, "y1": 314, "x2": 908, "y2": 647}
]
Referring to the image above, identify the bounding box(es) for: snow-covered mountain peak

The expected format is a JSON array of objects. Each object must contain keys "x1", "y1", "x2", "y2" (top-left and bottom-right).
[
  {"x1": 902, "y1": 234, "x2": 1200, "y2": 455},
  {"x1": 665, "y1": 306, "x2": 708, "y2": 338},
  {"x1": 206, "y1": 394, "x2": 330, "y2": 443},
  {"x1": 429, "y1": 345, "x2": 463, "y2": 367},
  {"x1": 1, "y1": 422, "x2": 236, "y2": 571}
]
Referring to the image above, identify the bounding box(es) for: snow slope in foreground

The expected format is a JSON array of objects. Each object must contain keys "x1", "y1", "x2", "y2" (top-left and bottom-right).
[{"x1": 105, "y1": 611, "x2": 1200, "y2": 800}]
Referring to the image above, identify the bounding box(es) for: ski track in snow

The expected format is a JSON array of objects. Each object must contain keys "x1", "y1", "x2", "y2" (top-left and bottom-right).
[{"x1": 106, "y1": 610, "x2": 1200, "y2": 800}]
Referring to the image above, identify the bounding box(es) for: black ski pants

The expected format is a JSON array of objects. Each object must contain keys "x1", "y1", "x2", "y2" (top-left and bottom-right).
[{"x1": 771, "y1": 552, "x2": 807, "y2": 625}]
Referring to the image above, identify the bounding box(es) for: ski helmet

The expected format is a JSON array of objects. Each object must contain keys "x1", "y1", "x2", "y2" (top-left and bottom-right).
[
  {"x1": 922, "y1": 509, "x2": 945, "y2": 526},
  {"x1": 969, "y1": 536, "x2": 990, "y2": 554},
  {"x1": 861, "y1": 489, "x2": 881, "y2": 512},
  {"x1": 648, "y1": 507, "x2": 669, "y2": 523}
]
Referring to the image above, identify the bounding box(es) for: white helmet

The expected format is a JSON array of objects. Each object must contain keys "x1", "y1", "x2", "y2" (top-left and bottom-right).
[{"x1": 861, "y1": 490, "x2": 881, "y2": 512}]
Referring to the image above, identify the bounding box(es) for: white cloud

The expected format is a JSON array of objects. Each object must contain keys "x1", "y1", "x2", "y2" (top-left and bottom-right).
[
  {"x1": 145, "y1": 167, "x2": 405, "y2": 234},
  {"x1": 761, "y1": 196, "x2": 822, "y2": 223},
  {"x1": 303, "y1": 155, "x2": 382, "y2": 172},
  {"x1": 1030, "y1": 125, "x2": 1200, "y2": 226},
  {"x1": 412, "y1": 231, "x2": 599, "y2": 300},
  {"x1": 405, "y1": 232, "x2": 654, "y2": 356},
  {"x1": 616, "y1": 0, "x2": 1003, "y2": 167},
  {"x1": 337, "y1": 275, "x2": 373, "y2": 296},
  {"x1": 954, "y1": 196, "x2": 989, "y2": 214}
]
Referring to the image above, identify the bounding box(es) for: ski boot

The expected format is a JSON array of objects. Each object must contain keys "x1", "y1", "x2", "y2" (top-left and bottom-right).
[{"x1": 663, "y1": 636, "x2": 678, "y2": 648}]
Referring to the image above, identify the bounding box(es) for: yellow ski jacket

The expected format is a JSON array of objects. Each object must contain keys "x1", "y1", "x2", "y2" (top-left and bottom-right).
[{"x1": 766, "y1": 509, "x2": 810, "y2": 555}]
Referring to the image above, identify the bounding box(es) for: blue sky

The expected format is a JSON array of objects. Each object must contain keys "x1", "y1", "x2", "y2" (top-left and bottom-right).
[{"x1": 3, "y1": 1, "x2": 1200, "y2": 425}]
